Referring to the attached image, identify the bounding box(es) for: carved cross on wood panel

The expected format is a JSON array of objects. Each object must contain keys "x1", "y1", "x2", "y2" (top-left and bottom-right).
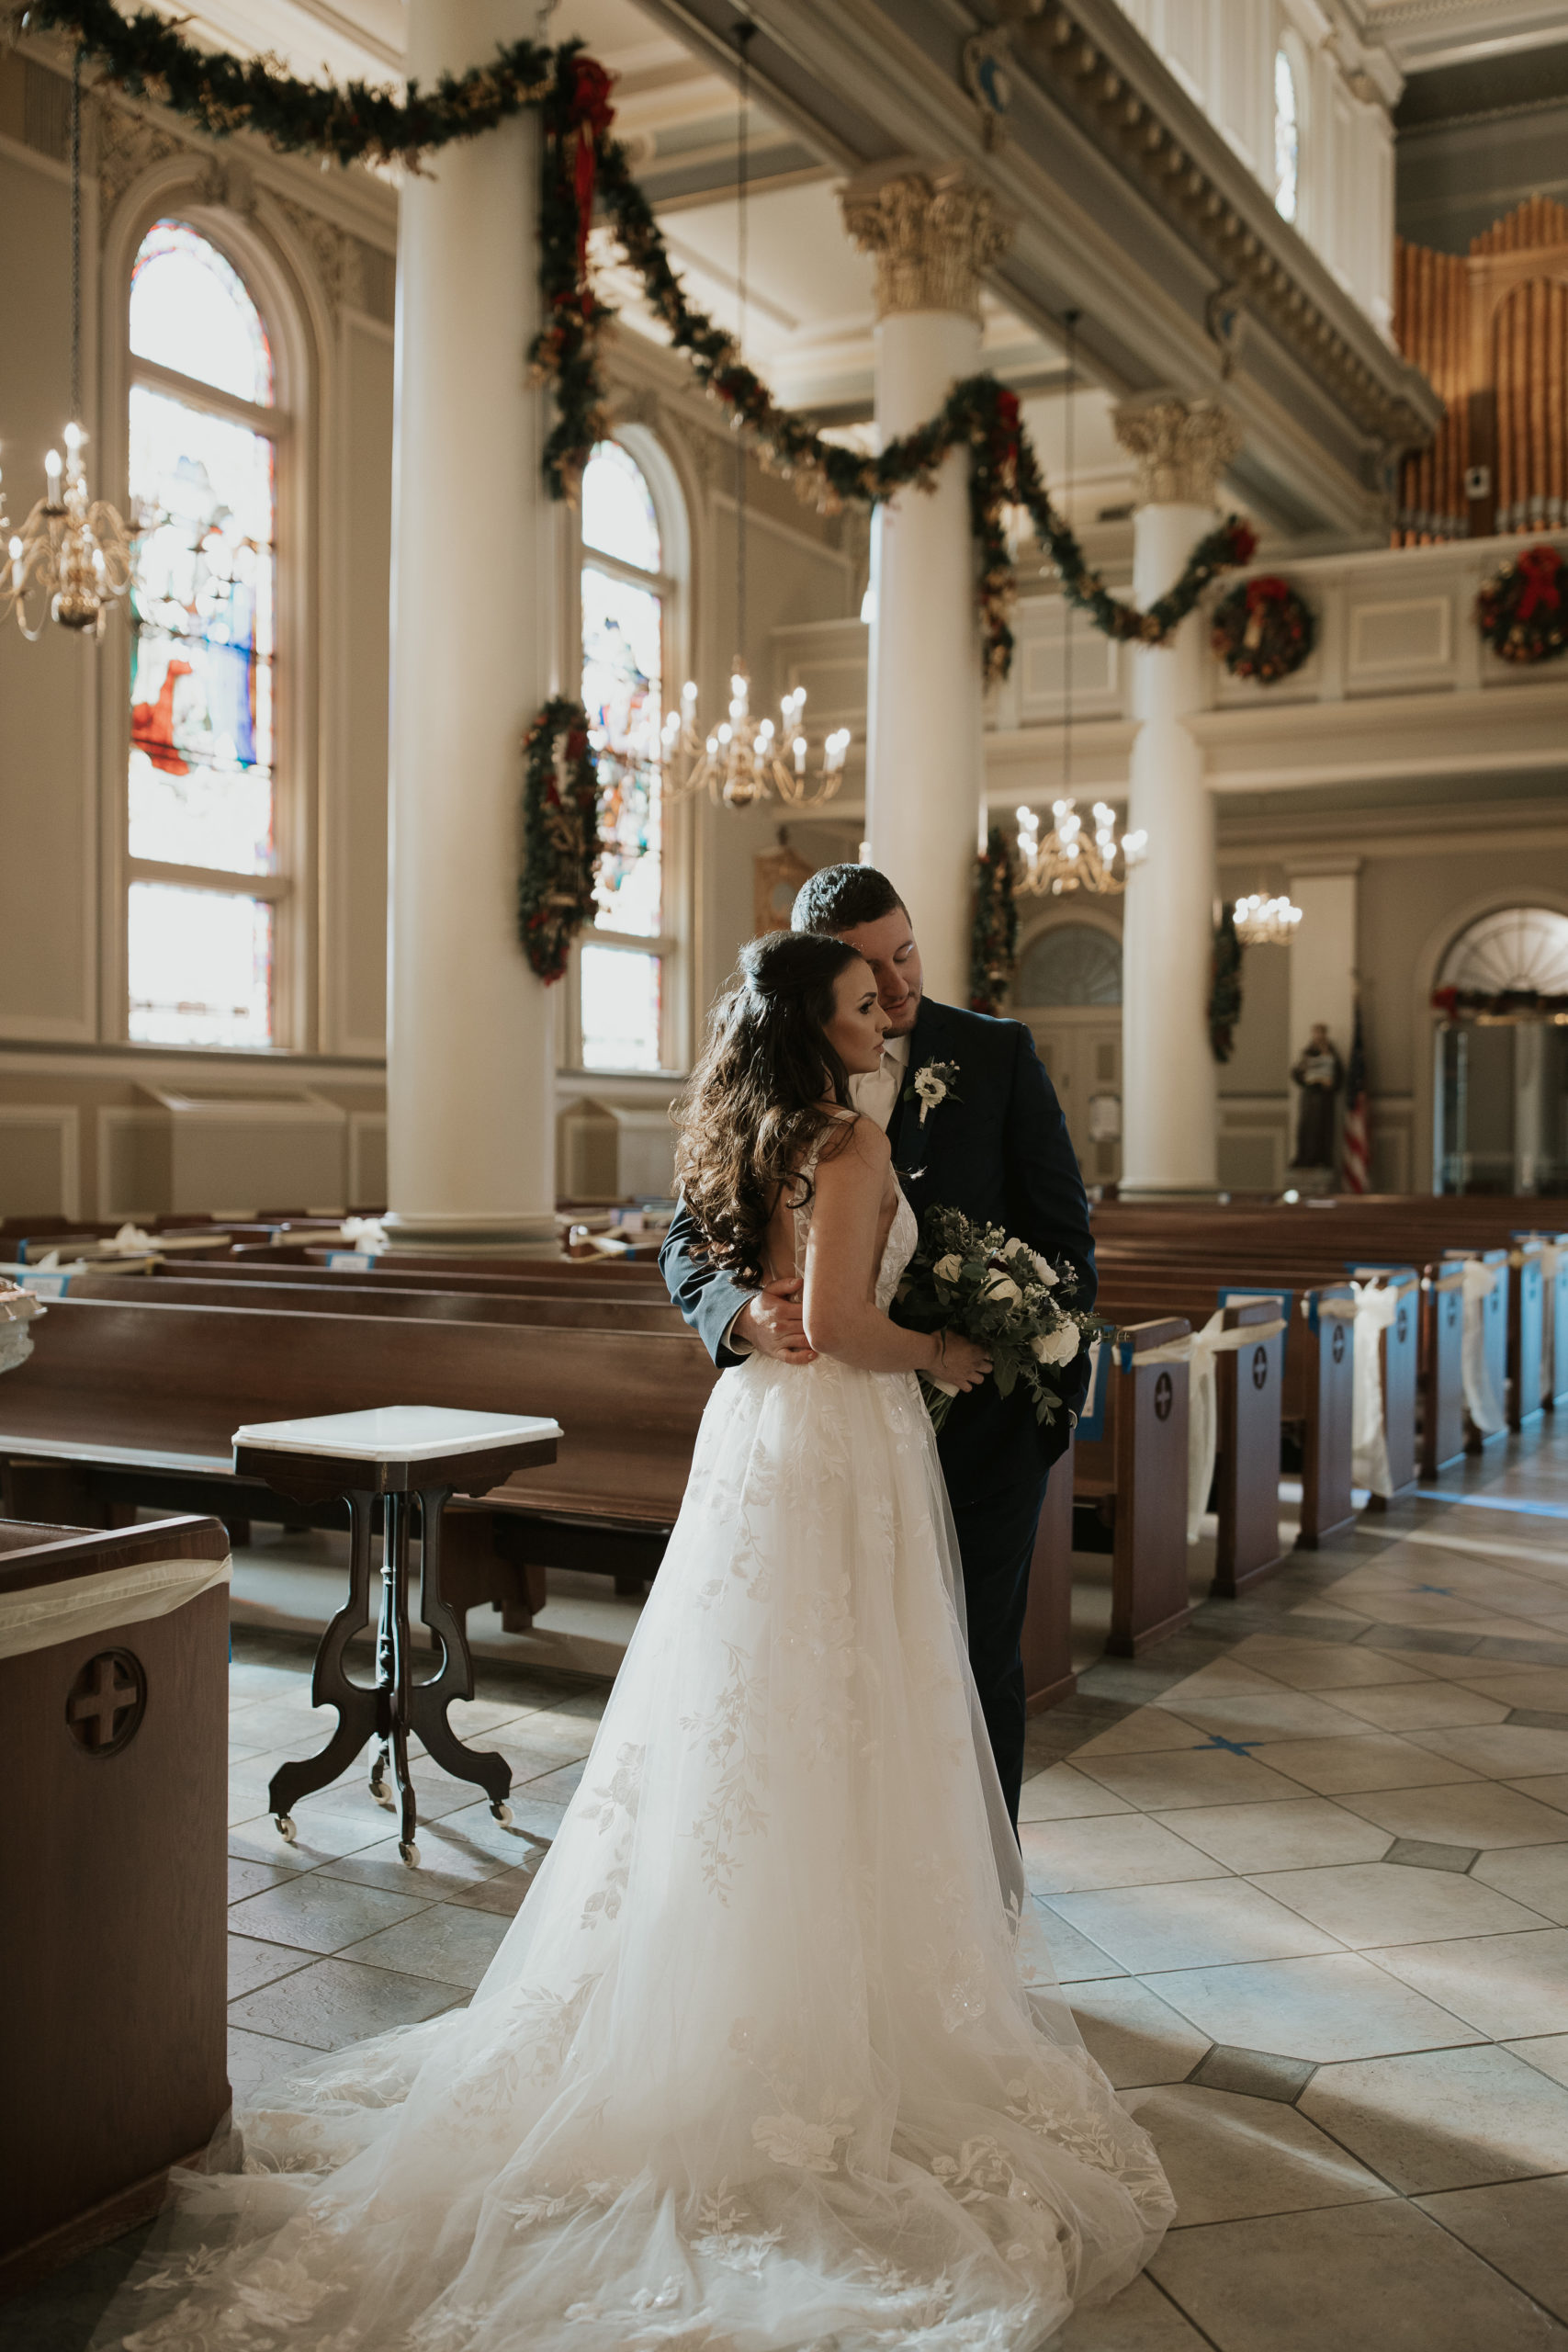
[{"x1": 67, "y1": 1650, "x2": 146, "y2": 1756}]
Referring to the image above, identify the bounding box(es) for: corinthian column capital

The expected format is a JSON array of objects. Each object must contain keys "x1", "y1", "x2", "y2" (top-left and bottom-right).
[
  {"x1": 840, "y1": 164, "x2": 1012, "y2": 323},
  {"x1": 1112, "y1": 394, "x2": 1243, "y2": 507}
]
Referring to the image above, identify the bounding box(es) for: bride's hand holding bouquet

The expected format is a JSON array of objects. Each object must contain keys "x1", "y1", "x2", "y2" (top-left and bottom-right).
[{"x1": 898, "y1": 1204, "x2": 1104, "y2": 1432}]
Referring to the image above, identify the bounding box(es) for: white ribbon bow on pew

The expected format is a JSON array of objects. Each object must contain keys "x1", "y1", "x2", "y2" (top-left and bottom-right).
[
  {"x1": 1512, "y1": 1238, "x2": 1559, "y2": 1404},
  {"x1": 1458, "y1": 1256, "x2": 1506, "y2": 1437},
  {"x1": 1132, "y1": 1312, "x2": 1287, "y2": 1544},
  {"x1": 1347, "y1": 1279, "x2": 1404, "y2": 1498},
  {"x1": 0, "y1": 1552, "x2": 231, "y2": 1662}
]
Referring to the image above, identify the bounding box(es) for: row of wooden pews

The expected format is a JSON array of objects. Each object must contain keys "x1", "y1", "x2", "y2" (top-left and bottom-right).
[
  {"x1": 0, "y1": 1238, "x2": 1169, "y2": 1711},
  {"x1": 2, "y1": 1193, "x2": 1557, "y2": 1709}
]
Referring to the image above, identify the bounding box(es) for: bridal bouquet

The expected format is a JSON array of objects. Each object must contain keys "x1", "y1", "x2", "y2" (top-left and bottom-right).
[{"x1": 897, "y1": 1204, "x2": 1104, "y2": 1432}]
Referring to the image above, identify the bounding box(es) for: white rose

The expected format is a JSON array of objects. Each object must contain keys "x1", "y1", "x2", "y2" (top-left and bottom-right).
[
  {"x1": 751, "y1": 2112, "x2": 840, "y2": 2172},
  {"x1": 932, "y1": 1252, "x2": 964, "y2": 1283},
  {"x1": 1027, "y1": 1248, "x2": 1059, "y2": 1288},
  {"x1": 1031, "y1": 1322, "x2": 1081, "y2": 1368},
  {"x1": 981, "y1": 1270, "x2": 1022, "y2": 1306}
]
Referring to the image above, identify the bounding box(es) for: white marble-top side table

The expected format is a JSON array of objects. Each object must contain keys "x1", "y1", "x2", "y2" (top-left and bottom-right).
[{"x1": 233, "y1": 1407, "x2": 561, "y2": 1866}]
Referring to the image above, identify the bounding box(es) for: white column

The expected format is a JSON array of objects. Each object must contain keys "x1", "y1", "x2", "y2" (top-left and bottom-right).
[
  {"x1": 842, "y1": 167, "x2": 1010, "y2": 1006},
  {"x1": 382, "y1": 0, "x2": 558, "y2": 1252},
  {"x1": 1113, "y1": 397, "x2": 1242, "y2": 1195}
]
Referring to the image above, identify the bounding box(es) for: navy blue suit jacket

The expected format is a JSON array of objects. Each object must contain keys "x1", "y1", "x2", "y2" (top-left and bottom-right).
[{"x1": 659, "y1": 996, "x2": 1095, "y2": 1506}]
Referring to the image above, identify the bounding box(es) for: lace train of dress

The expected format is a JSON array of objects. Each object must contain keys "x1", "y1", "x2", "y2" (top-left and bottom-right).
[{"x1": 105, "y1": 1186, "x2": 1172, "y2": 2352}]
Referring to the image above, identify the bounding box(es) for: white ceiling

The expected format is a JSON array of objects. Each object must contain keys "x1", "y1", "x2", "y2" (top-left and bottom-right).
[{"x1": 1355, "y1": 0, "x2": 1568, "y2": 73}]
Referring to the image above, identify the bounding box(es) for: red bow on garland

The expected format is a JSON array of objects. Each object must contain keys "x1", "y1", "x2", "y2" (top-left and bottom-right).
[
  {"x1": 570, "y1": 58, "x2": 615, "y2": 289},
  {"x1": 1242, "y1": 573, "x2": 1290, "y2": 650},
  {"x1": 1517, "y1": 544, "x2": 1563, "y2": 620}
]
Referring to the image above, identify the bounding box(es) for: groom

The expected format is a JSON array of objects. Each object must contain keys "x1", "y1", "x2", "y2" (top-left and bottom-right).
[{"x1": 660, "y1": 863, "x2": 1095, "y2": 1826}]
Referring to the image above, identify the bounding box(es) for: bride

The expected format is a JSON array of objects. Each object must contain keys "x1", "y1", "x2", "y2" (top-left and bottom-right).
[{"x1": 114, "y1": 930, "x2": 1172, "y2": 2352}]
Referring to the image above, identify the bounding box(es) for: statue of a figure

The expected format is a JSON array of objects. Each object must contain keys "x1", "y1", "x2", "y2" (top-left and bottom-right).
[{"x1": 1291, "y1": 1023, "x2": 1343, "y2": 1168}]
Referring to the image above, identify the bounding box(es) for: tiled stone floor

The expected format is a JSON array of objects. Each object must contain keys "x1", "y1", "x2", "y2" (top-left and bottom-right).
[{"x1": 9, "y1": 1419, "x2": 1568, "y2": 2349}]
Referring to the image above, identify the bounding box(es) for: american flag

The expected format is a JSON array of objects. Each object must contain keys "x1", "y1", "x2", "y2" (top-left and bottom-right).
[{"x1": 1341, "y1": 1001, "x2": 1370, "y2": 1194}]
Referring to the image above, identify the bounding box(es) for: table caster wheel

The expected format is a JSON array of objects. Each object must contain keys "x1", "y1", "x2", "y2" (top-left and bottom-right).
[
  {"x1": 275, "y1": 1814, "x2": 297, "y2": 1845},
  {"x1": 398, "y1": 1840, "x2": 420, "y2": 1868},
  {"x1": 370, "y1": 1774, "x2": 394, "y2": 1810},
  {"x1": 491, "y1": 1801, "x2": 513, "y2": 1826}
]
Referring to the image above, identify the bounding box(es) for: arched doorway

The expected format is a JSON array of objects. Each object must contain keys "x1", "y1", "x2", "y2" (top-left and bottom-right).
[
  {"x1": 1435, "y1": 906, "x2": 1568, "y2": 1193},
  {"x1": 1014, "y1": 919, "x2": 1122, "y2": 1183}
]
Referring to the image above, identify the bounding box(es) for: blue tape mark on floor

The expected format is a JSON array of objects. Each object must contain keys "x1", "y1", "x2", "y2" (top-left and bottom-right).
[{"x1": 1411, "y1": 1488, "x2": 1568, "y2": 1521}]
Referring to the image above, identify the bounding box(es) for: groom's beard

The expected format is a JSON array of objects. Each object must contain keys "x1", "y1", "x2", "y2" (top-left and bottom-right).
[{"x1": 880, "y1": 987, "x2": 920, "y2": 1036}]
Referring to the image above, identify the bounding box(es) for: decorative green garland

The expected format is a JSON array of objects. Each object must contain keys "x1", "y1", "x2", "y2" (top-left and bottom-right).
[
  {"x1": 29, "y1": 5, "x2": 1258, "y2": 682},
  {"x1": 1210, "y1": 573, "x2": 1314, "y2": 684},
  {"x1": 969, "y1": 828, "x2": 1020, "y2": 1017},
  {"x1": 1476, "y1": 544, "x2": 1567, "y2": 667},
  {"x1": 1208, "y1": 904, "x2": 1243, "y2": 1065},
  {"x1": 517, "y1": 696, "x2": 598, "y2": 983},
  {"x1": 21, "y1": 0, "x2": 554, "y2": 167}
]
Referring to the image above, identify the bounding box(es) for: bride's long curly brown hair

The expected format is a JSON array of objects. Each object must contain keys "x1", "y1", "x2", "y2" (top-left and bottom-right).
[{"x1": 672, "y1": 931, "x2": 865, "y2": 1284}]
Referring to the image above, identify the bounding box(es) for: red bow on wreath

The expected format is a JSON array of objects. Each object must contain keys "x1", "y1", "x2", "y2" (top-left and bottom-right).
[
  {"x1": 1517, "y1": 544, "x2": 1563, "y2": 620},
  {"x1": 570, "y1": 58, "x2": 615, "y2": 289},
  {"x1": 1243, "y1": 574, "x2": 1290, "y2": 650}
]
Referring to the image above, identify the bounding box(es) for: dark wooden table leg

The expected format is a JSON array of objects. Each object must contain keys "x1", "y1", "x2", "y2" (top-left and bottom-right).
[
  {"x1": 268, "y1": 1488, "x2": 379, "y2": 1838},
  {"x1": 383, "y1": 1490, "x2": 419, "y2": 1863},
  {"x1": 409, "y1": 1484, "x2": 513, "y2": 1820}
]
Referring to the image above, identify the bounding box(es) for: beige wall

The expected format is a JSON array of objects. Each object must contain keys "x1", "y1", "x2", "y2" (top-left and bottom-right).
[{"x1": 0, "y1": 56, "x2": 397, "y2": 1217}]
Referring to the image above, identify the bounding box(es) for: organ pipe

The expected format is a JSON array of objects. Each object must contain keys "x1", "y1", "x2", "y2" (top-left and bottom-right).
[{"x1": 1393, "y1": 196, "x2": 1568, "y2": 545}]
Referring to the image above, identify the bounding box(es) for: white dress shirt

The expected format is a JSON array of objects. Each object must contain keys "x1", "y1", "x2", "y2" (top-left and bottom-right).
[
  {"x1": 850, "y1": 1031, "x2": 910, "y2": 1133},
  {"x1": 726, "y1": 1033, "x2": 912, "y2": 1354}
]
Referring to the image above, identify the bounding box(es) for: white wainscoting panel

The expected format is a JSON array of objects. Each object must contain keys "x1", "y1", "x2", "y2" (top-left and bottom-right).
[
  {"x1": 0, "y1": 1104, "x2": 80, "y2": 1220},
  {"x1": 1346, "y1": 594, "x2": 1453, "y2": 695},
  {"x1": 348, "y1": 1112, "x2": 387, "y2": 1209}
]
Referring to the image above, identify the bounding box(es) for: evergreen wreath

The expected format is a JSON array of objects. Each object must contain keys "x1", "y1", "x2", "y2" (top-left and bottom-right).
[
  {"x1": 1208, "y1": 904, "x2": 1243, "y2": 1065},
  {"x1": 1210, "y1": 573, "x2": 1314, "y2": 684},
  {"x1": 969, "y1": 827, "x2": 1020, "y2": 1016},
  {"x1": 517, "y1": 696, "x2": 598, "y2": 983},
  {"x1": 28, "y1": 6, "x2": 1259, "y2": 680},
  {"x1": 1476, "y1": 544, "x2": 1568, "y2": 667}
]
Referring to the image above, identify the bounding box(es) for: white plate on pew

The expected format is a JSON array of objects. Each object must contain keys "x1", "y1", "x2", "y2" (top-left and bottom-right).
[{"x1": 232, "y1": 1406, "x2": 563, "y2": 1462}]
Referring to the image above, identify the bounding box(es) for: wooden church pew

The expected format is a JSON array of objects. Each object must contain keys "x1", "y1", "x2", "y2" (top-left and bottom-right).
[{"x1": 0, "y1": 1283, "x2": 1194, "y2": 1689}]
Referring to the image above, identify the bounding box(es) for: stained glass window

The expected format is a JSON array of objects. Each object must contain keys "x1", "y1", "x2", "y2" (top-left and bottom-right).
[
  {"x1": 126, "y1": 222, "x2": 280, "y2": 1050},
  {"x1": 581, "y1": 944, "x2": 661, "y2": 1073},
  {"x1": 582, "y1": 439, "x2": 660, "y2": 572},
  {"x1": 128, "y1": 386, "x2": 276, "y2": 874},
  {"x1": 582, "y1": 564, "x2": 661, "y2": 938},
  {"x1": 578, "y1": 439, "x2": 671, "y2": 1072},
  {"x1": 130, "y1": 220, "x2": 273, "y2": 405},
  {"x1": 128, "y1": 883, "x2": 273, "y2": 1048},
  {"x1": 1274, "y1": 50, "x2": 1299, "y2": 224}
]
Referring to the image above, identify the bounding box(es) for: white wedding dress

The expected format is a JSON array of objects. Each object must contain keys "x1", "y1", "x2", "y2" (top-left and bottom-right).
[{"x1": 110, "y1": 1166, "x2": 1172, "y2": 2352}]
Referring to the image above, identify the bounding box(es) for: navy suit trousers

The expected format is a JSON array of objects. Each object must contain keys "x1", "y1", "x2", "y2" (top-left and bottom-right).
[{"x1": 948, "y1": 1469, "x2": 1047, "y2": 1833}]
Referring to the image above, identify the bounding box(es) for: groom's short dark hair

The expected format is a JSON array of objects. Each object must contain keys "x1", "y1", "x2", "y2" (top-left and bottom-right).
[{"x1": 792, "y1": 864, "x2": 907, "y2": 936}]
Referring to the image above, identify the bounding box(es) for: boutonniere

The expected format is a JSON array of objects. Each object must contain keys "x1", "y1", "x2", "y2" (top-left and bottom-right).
[{"x1": 904, "y1": 1059, "x2": 961, "y2": 1125}]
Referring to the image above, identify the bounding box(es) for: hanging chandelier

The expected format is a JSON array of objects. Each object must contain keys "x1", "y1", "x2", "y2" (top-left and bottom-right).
[
  {"x1": 1, "y1": 51, "x2": 132, "y2": 643},
  {"x1": 1011, "y1": 310, "x2": 1146, "y2": 900},
  {"x1": 652, "y1": 22, "x2": 850, "y2": 814},
  {"x1": 658, "y1": 667, "x2": 850, "y2": 808},
  {"x1": 1015, "y1": 798, "x2": 1147, "y2": 896},
  {"x1": 1234, "y1": 891, "x2": 1303, "y2": 945}
]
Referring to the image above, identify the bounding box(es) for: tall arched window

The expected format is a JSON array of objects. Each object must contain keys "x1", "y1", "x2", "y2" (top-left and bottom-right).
[
  {"x1": 125, "y1": 220, "x2": 281, "y2": 1047},
  {"x1": 1273, "y1": 47, "x2": 1300, "y2": 223},
  {"x1": 577, "y1": 437, "x2": 674, "y2": 1071}
]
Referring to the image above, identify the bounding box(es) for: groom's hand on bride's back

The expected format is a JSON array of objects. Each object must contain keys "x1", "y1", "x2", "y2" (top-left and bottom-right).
[{"x1": 734, "y1": 1276, "x2": 817, "y2": 1363}]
